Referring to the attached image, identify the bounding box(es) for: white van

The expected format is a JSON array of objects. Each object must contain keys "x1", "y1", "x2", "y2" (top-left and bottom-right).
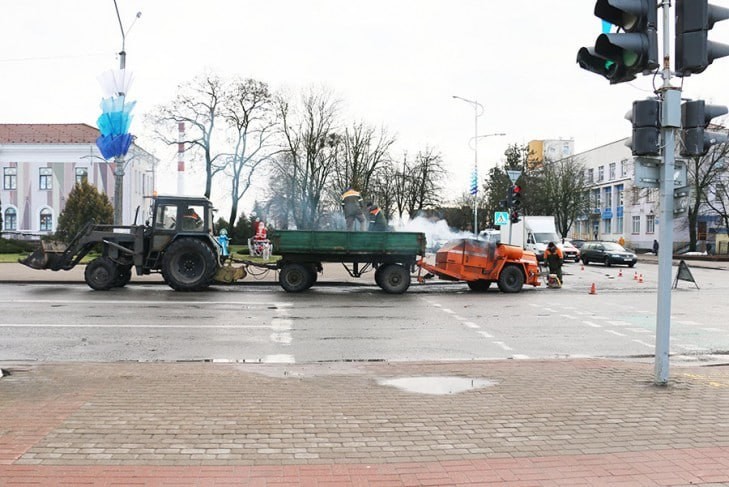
[{"x1": 500, "y1": 216, "x2": 560, "y2": 261}]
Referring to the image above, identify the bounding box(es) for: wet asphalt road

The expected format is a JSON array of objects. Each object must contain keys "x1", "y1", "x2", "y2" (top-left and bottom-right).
[{"x1": 1, "y1": 260, "x2": 728, "y2": 364}]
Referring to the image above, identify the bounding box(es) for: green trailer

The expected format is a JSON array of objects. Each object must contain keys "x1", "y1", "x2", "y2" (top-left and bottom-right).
[{"x1": 269, "y1": 230, "x2": 426, "y2": 294}]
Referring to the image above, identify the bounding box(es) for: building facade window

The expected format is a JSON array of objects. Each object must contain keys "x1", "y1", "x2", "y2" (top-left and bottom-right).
[
  {"x1": 609, "y1": 162, "x2": 616, "y2": 180},
  {"x1": 3, "y1": 167, "x2": 17, "y2": 190},
  {"x1": 592, "y1": 188, "x2": 601, "y2": 211},
  {"x1": 587, "y1": 168, "x2": 594, "y2": 183},
  {"x1": 646, "y1": 214, "x2": 655, "y2": 234},
  {"x1": 75, "y1": 167, "x2": 88, "y2": 184},
  {"x1": 40, "y1": 208, "x2": 53, "y2": 231},
  {"x1": 617, "y1": 184, "x2": 624, "y2": 206},
  {"x1": 4, "y1": 208, "x2": 17, "y2": 230},
  {"x1": 632, "y1": 216, "x2": 640, "y2": 234},
  {"x1": 603, "y1": 218, "x2": 612, "y2": 234},
  {"x1": 598, "y1": 165, "x2": 604, "y2": 182},
  {"x1": 604, "y1": 186, "x2": 613, "y2": 209},
  {"x1": 616, "y1": 215, "x2": 623, "y2": 235},
  {"x1": 621, "y1": 159, "x2": 628, "y2": 177},
  {"x1": 39, "y1": 167, "x2": 53, "y2": 190}
]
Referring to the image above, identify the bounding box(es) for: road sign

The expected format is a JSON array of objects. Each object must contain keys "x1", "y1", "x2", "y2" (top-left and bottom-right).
[
  {"x1": 494, "y1": 211, "x2": 509, "y2": 226},
  {"x1": 506, "y1": 170, "x2": 522, "y2": 184}
]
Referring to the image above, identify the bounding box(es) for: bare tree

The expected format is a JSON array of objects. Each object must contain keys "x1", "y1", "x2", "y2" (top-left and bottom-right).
[
  {"x1": 685, "y1": 141, "x2": 729, "y2": 251},
  {"x1": 404, "y1": 148, "x2": 446, "y2": 217},
  {"x1": 269, "y1": 87, "x2": 341, "y2": 229},
  {"x1": 148, "y1": 73, "x2": 226, "y2": 198},
  {"x1": 332, "y1": 122, "x2": 396, "y2": 199},
  {"x1": 535, "y1": 157, "x2": 591, "y2": 238},
  {"x1": 221, "y1": 78, "x2": 279, "y2": 228}
]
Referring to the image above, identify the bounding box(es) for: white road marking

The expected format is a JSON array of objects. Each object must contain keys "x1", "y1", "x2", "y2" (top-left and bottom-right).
[
  {"x1": 270, "y1": 332, "x2": 292, "y2": 344},
  {"x1": 454, "y1": 315, "x2": 467, "y2": 321},
  {"x1": 561, "y1": 314, "x2": 577, "y2": 320},
  {"x1": 633, "y1": 339, "x2": 654, "y2": 348},
  {"x1": 0, "y1": 299, "x2": 293, "y2": 307},
  {"x1": 591, "y1": 316, "x2": 610, "y2": 320},
  {"x1": 605, "y1": 330, "x2": 626, "y2": 337},
  {"x1": 262, "y1": 354, "x2": 295, "y2": 363},
  {"x1": 441, "y1": 308, "x2": 455, "y2": 314},
  {"x1": 627, "y1": 328, "x2": 650, "y2": 334},
  {"x1": 582, "y1": 321, "x2": 602, "y2": 328},
  {"x1": 607, "y1": 320, "x2": 631, "y2": 327},
  {"x1": 271, "y1": 318, "x2": 292, "y2": 331},
  {"x1": 463, "y1": 322, "x2": 480, "y2": 329},
  {"x1": 702, "y1": 327, "x2": 723, "y2": 332},
  {"x1": 0, "y1": 323, "x2": 271, "y2": 328},
  {"x1": 477, "y1": 330, "x2": 493, "y2": 338},
  {"x1": 543, "y1": 307, "x2": 557, "y2": 313},
  {"x1": 493, "y1": 341, "x2": 513, "y2": 351},
  {"x1": 675, "y1": 320, "x2": 701, "y2": 326},
  {"x1": 512, "y1": 354, "x2": 530, "y2": 360}
]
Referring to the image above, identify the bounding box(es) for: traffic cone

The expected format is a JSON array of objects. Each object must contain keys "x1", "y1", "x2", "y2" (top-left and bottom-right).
[
  {"x1": 633, "y1": 271, "x2": 638, "y2": 280},
  {"x1": 589, "y1": 282, "x2": 597, "y2": 295},
  {"x1": 618, "y1": 269, "x2": 623, "y2": 277},
  {"x1": 639, "y1": 274, "x2": 644, "y2": 283}
]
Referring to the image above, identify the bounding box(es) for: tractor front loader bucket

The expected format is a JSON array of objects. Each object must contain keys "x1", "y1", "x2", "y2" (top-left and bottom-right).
[{"x1": 19, "y1": 241, "x2": 70, "y2": 271}]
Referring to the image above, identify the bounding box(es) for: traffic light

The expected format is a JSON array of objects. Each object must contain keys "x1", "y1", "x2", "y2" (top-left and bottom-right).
[
  {"x1": 675, "y1": 0, "x2": 729, "y2": 76},
  {"x1": 510, "y1": 210, "x2": 521, "y2": 224},
  {"x1": 505, "y1": 186, "x2": 514, "y2": 208},
  {"x1": 577, "y1": 0, "x2": 659, "y2": 84},
  {"x1": 680, "y1": 99, "x2": 728, "y2": 157},
  {"x1": 625, "y1": 98, "x2": 661, "y2": 156},
  {"x1": 512, "y1": 185, "x2": 522, "y2": 210}
]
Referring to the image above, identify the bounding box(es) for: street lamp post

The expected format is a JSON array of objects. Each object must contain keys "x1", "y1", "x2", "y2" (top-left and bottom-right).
[
  {"x1": 110, "y1": 1, "x2": 141, "y2": 224},
  {"x1": 452, "y1": 95, "x2": 485, "y2": 234}
]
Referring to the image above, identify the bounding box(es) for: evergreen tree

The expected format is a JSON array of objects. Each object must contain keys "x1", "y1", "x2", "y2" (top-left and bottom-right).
[{"x1": 56, "y1": 180, "x2": 114, "y2": 242}]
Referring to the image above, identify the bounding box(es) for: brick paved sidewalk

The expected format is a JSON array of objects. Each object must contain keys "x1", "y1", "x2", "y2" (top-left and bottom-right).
[{"x1": 2, "y1": 359, "x2": 729, "y2": 486}]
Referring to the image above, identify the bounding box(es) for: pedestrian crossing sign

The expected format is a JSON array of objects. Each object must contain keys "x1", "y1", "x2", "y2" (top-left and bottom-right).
[{"x1": 494, "y1": 211, "x2": 509, "y2": 226}]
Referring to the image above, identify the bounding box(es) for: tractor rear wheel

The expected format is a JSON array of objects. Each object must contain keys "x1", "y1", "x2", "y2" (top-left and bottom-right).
[
  {"x1": 161, "y1": 238, "x2": 218, "y2": 291},
  {"x1": 497, "y1": 265, "x2": 524, "y2": 293},
  {"x1": 84, "y1": 257, "x2": 117, "y2": 291},
  {"x1": 467, "y1": 279, "x2": 491, "y2": 292},
  {"x1": 113, "y1": 265, "x2": 132, "y2": 287},
  {"x1": 279, "y1": 263, "x2": 313, "y2": 292},
  {"x1": 378, "y1": 264, "x2": 410, "y2": 294}
]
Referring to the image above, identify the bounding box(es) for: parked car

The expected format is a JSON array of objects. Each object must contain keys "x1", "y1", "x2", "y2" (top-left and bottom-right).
[
  {"x1": 580, "y1": 241, "x2": 637, "y2": 267},
  {"x1": 567, "y1": 238, "x2": 586, "y2": 249},
  {"x1": 561, "y1": 240, "x2": 581, "y2": 263}
]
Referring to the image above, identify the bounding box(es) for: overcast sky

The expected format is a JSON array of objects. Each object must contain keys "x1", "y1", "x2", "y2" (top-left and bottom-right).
[{"x1": 2, "y1": 0, "x2": 729, "y2": 211}]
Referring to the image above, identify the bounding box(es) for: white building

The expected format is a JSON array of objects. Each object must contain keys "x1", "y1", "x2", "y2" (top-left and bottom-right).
[
  {"x1": 527, "y1": 139, "x2": 575, "y2": 171},
  {"x1": 1, "y1": 123, "x2": 158, "y2": 238},
  {"x1": 568, "y1": 138, "x2": 695, "y2": 252}
]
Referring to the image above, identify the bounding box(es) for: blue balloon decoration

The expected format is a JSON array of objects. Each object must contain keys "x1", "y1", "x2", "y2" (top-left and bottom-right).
[{"x1": 96, "y1": 134, "x2": 133, "y2": 159}]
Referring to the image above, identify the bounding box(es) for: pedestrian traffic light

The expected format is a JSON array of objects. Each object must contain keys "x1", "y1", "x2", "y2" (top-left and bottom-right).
[
  {"x1": 675, "y1": 0, "x2": 729, "y2": 76},
  {"x1": 680, "y1": 99, "x2": 728, "y2": 157},
  {"x1": 577, "y1": 0, "x2": 659, "y2": 84},
  {"x1": 625, "y1": 98, "x2": 661, "y2": 156}
]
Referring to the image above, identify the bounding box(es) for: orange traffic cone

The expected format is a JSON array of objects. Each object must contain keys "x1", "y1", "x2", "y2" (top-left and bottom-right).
[
  {"x1": 618, "y1": 269, "x2": 623, "y2": 277},
  {"x1": 639, "y1": 274, "x2": 644, "y2": 283},
  {"x1": 633, "y1": 272, "x2": 638, "y2": 280},
  {"x1": 589, "y1": 282, "x2": 597, "y2": 295}
]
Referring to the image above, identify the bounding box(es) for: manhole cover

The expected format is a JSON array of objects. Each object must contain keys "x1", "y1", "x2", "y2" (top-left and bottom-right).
[{"x1": 378, "y1": 376, "x2": 496, "y2": 395}]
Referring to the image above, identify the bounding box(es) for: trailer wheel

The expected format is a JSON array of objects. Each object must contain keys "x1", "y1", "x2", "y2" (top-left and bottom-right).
[
  {"x1": 497, "y1": 265, "x2": 524, "y2": 293},
  {"x1": 378, "y1": 264, "x2": 410, "y2": 294},
  {"x1": 113, "y1": 265, "x2": 132, "y2": 287},
  {"x1": 84, "y1": 257, "x2": 117, "y2": 291},
  {"x1": 467, "y1": 279, "x2": 491, "y2": 292},
  {"x1": 161, "y1": 238, "x2": 218, "y2": 291},
  {"x1": 279, "y1": 263, "x2": 313, "y2": 292}
]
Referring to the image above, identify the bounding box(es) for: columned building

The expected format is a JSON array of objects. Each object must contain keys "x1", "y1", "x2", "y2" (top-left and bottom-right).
[{"x1": 1, "y1": 124, "x2": 157, "y2": 238}]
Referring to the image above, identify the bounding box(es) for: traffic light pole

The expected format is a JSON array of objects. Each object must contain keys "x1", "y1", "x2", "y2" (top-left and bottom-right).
[{"x1": 654, "y1": 0, "x2": 679, "y2": 385}]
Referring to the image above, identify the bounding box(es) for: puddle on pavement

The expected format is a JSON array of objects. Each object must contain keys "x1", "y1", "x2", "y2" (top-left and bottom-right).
[{"x1": 378, "y1": 376, "x2": 497, "y2": 395}]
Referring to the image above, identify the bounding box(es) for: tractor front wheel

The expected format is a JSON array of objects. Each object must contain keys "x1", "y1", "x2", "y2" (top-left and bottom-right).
[
  {"x1": 84, "y1": 257, "x2": 117, "y2": 291},
  {"x1": 161, "y1": 238, "x2": 218, "y2": 291}
]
